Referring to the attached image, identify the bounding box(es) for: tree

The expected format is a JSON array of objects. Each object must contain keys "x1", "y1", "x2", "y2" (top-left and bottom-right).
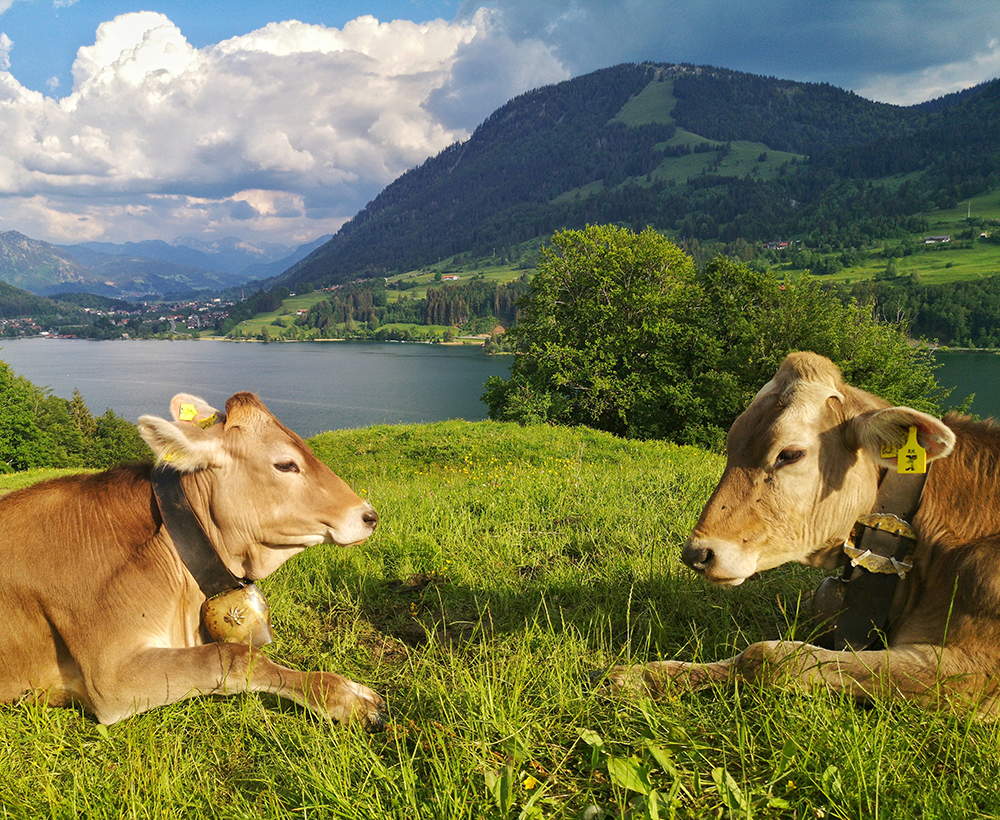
[
  {"x1": 0, "y1": 362, "x2": 54, "y2": 472},
  {"x1": 483, "y1": 225, "x2": 698, "y2": 436},
  {"x1": 0, "y1": 361, "x2": 151, "y2": 472},
  {"x1": 69, "y1": 388, "x2": 97, "y2": 438},
  {"x1": 87, "y1": 409, "x2": 151, "y2": 468},
  {"x1": 484, "y1": 225, "x2": 945, "y2": 448}
]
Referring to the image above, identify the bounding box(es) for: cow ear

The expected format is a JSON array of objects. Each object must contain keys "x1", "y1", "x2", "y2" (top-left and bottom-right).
[
  {"x1": 852, "y1": 406, "x2": 956, "y2": 468},
  {"x1": 169, "y1": 394, "x2": 225, "y2": 428},
  {"x1": 137, "y1": 414, "x2": 224, "y2": 472}
]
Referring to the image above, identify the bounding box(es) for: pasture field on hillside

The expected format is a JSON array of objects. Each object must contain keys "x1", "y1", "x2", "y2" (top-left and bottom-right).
[
  {"x1": 4, "y1": 421, "x2": 999, "y2": 818},
  {"x1": 804, "y1": 239, "x2": 1000, "y2": 286},
  {"x1": 217, "y1": 266, "x2": 530, "y2": 340},
  {"x1": 383, "y1": 265, "x2": 530, "y2": 304},
  {"x1": 800, "y1": 189, "x2": 1000, "y2": 286}
]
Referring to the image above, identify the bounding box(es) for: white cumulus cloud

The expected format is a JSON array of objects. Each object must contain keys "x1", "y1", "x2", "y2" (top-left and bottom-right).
[{"x1": 0, "y1": 10, "x2": 566, "y2": 244}]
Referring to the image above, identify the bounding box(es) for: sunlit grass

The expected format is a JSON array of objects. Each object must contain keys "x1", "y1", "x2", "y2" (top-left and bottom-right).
[{"x1": 2, "y1": 421, "x2": 998, "y2": 817}]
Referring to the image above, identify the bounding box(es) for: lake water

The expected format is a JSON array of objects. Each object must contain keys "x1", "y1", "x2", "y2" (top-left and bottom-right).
[
  {"x1": 0, "y1": 339, "x2": 995, "y2": 438},
  {"x1": 0, "y1": 338, "x2": 510, "y2": 438},
  {"x1": 933, "y1": 349, "x2": 1000, "y2": 418}
]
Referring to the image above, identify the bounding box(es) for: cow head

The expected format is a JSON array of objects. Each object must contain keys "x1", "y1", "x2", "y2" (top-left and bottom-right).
[
  {"x1": 138, "y1": 392, "x2": 378, "y2": 580},
  {"x1": 683, "y1": 352, "x2": 955, "y2": 585}
]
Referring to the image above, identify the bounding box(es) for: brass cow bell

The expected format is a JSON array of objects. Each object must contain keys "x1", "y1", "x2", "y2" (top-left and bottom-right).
[{"x1": 202, "y1": 583, "x2": 274, "y2": 647}]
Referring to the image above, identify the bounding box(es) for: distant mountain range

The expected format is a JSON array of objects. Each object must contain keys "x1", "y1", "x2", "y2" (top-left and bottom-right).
[
  {"x1": 0, "y1": 231, "x2": 331, "y2": 298},
  {"x1": 277, "y1": 62, "x2": 1000, "y2": 289}
]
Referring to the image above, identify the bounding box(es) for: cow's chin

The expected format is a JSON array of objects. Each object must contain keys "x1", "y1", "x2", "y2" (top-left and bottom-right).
[
  {"x1": 701, "y1": 550, "x2": 760, "y2": 586},
  {"x1": 707, "y1": 574, "x2": 747, "y2": 587}
]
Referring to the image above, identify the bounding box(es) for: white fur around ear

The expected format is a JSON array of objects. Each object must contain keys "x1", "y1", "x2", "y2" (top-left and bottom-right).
[
  {"x1": 137, "y1": 414, "x2": 224, "y2": 472},
  {"x1": 853, "y1": 406, "x2": 956, "y2": 468}
]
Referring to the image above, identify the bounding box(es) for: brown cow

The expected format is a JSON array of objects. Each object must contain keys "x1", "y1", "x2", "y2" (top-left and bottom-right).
[
  {"x1": 0, "y1": 392, "x2": 385, "y2": 727},
  {"x1": 606, "y1": 351, "x2": 1000, "y2": 716}
]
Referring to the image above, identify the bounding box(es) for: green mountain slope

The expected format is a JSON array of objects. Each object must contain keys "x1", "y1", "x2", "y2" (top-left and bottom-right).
[
  {"x1": 280, "y1": 63, "x2": 999, "y2": 289},
  {"x1": 0, "y1": 279, "x2": 86, "y2": 323},
  {"x1": 0, "y1": 231, "x2": 93, "y2": 294}
]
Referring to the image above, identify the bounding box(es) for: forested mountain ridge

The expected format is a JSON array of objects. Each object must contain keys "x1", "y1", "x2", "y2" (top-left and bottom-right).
[
  {"x1": 280, "y1": 62, "x2": 999, "y2": 289},
  {"x1": 0, "y1": 279, "x2": 86, "y2": 323}
]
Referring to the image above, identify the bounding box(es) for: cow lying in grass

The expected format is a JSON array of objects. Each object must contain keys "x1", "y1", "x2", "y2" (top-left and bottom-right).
[
  {"x1": 0, "y1": 392, "x2": 385, "y2": 728},
  {"x1": 607, "y1": 351, "x2": 1000, "y2": 716}
]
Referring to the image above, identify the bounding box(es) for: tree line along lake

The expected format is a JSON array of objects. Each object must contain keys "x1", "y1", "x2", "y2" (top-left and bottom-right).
[{"x1": 0, "y1": 338, "x2": 995, "y2": 438}]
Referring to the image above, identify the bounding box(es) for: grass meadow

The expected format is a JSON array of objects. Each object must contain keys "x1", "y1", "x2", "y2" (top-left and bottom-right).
[{"x1": 2, "y1": 420, "x2": 1000, "y2": 818}]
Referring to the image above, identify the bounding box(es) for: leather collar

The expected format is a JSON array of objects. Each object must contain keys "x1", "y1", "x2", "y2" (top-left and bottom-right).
[
  {"x1": 150, "y1": 464, "x2": 245, "y2": 597},
  {"x1": 830, "y1": 466, "x2": 927, "y2": 651}
]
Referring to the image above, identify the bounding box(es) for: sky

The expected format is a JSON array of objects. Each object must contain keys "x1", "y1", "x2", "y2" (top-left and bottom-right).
[{"x1": 0, "y1": 1, "x2": 998, "y2": 248}]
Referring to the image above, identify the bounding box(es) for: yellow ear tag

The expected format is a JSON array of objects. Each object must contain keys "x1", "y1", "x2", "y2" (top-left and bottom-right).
[
  {"x1": 179, "y1": 403, "x2": 198, "y2": 423},
  {"x1": 196, "y1": 413, "x2": 217, "y2": 429},
  {"x1": 891, "y1": 426, "x2": 927, "y2": 474}
]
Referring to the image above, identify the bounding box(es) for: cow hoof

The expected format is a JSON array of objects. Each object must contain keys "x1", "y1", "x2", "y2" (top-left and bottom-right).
[
  {"x1": 592, "y1": 665, "x2": 664, "y2": 699},
  {"x1": 339, "y1": 689, "x2": 389, "y2": 732},
  {"x1": 363, "y1": 705, "x2": 391, "y2": 733}
]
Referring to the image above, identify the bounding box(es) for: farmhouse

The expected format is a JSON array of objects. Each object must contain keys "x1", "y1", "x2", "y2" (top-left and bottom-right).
[{"x1": 924, "y1": 235, "x2": 951, "y2": 243}]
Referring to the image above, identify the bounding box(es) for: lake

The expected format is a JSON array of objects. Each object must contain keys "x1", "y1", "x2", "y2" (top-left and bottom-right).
[
  {"x1": 0, "y1": 339, "x2": 996, "y2": 438},
  {"x1": 0, "y1": 338, "x2": 511, "y2": 438},
  {"x1": 933, "y1": 349, "x2": 1000, "y2": 417}
]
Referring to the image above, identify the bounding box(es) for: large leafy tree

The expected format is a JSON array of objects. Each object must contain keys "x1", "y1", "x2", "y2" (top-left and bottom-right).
[
  {"x1": 483, "y1": 225, "x2": 699, "y2": 436},
  {"x1": 0, "y1": 362, "x2": 56, "y2": 472},
  {"x1": 484, "y1": 225, "x2": 945, "y2": 447}
]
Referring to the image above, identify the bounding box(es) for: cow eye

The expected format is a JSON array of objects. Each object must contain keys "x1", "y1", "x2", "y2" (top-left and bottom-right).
[
  {"x1": 274, "y1": 460, "x2": 300, "y2": 474},
  {"x1": 775, "y1": 449, "x2": 805, "y2": 468}
]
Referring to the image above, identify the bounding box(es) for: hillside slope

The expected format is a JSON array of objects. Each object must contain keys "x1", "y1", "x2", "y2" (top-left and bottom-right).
[{"x1": 280, "y1": 63, "x2": 998, "y2": 288}]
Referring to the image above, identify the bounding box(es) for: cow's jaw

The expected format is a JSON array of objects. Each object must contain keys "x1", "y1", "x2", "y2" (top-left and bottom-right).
[{"x1": 238, "y1": 502, "x2": 378, "y2": 579}]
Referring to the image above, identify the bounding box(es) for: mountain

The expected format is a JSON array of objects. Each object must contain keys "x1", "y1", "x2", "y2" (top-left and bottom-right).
[
  {"x1": 0, "y1": 277, "x2": 86, "y2": 322},
  {"x1": 0, "y1": 231, "x2": 95, "y2": 295},
  {"x1": 61, "y1": 236, "x2": 294, "y2": 275},
  {"x1": 279, "y1": 62, "x2": 1000, "y2": 289},
  {"x1": 0, "y1": 231, "x2": 250, "y2": 297},
  {"x1": 231, "y1": 234, "x2": 334, "y2": 281},
  {"x1": 172, "y1": 236, "x2": 293, "y2": 274},
  {"x1": 2, "y1": 229, "x2": 333, "y2": 299}
]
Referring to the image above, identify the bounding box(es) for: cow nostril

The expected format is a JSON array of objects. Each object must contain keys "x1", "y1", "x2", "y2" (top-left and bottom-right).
[
  {"x1": 363, "y1": 509, "x2": 379, "y2": 529},
  {"x1": 682, "y1": 543, "x2": 714, "y2": 571}
]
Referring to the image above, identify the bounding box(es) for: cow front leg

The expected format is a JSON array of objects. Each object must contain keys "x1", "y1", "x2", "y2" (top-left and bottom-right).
[
  {"x1": 603, "y1": 641, "x2": 998, "y2": 715},
  {"x1": 85, "y1": 644, "x2": 388, "y2": 728}
]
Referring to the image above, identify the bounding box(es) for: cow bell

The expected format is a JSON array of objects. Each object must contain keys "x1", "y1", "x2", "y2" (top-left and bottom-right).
[
  {"x1": 202, "y1": 583, "x2": 274, "y2": 647},
  {"x1": 811, "y1": 575, "x2": 847, "y2": 639}
]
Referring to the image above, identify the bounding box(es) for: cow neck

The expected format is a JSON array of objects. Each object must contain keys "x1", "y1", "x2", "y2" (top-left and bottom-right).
[
  {"x1": 150, "y1": 464, "x2": 245, "y2": 598},
  {"x1": 831, "y1": 466, "x2": 928, "y2": 651}
]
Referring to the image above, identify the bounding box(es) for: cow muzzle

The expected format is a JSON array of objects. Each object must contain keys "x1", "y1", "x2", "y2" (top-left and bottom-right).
[{"x1": 682, "y1": 536, "x2": 757, "y2": 586}]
